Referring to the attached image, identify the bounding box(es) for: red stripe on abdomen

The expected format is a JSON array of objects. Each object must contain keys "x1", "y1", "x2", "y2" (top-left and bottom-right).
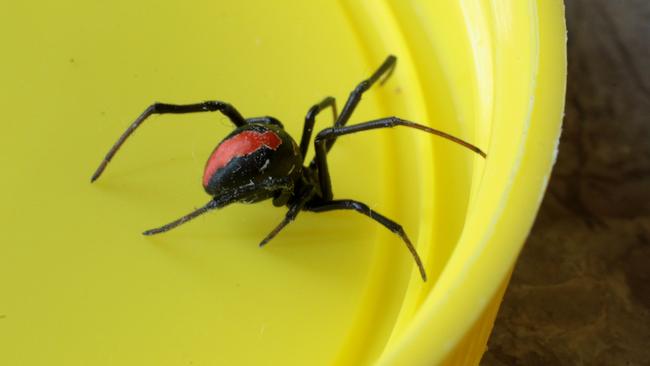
[{"x1": 202, "y1": 130, "x2": 282, "y2": 187}]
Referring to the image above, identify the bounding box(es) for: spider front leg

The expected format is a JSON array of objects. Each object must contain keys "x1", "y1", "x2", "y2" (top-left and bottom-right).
[
  {"x1": 313, "y1": 117, "x2": 486, "y2": 200},
  {"x1": 305, "y1": 199, "x2": 427, "y2": 281},
  {"x1": 299, "y1": 55, "x2": 396, "y2": 161},
  {"x1": 322, "y1": 55, "x2": 396, "y2": 152},
  {"x1": 299, "y1": 96, "x2": 338, "y2": 160},
  {"x1": 91, "y1": 101, "x2": 247, "y2": 182},
  {"x1": 307, "y1": 56, "x2": 397, "y2": 170}
]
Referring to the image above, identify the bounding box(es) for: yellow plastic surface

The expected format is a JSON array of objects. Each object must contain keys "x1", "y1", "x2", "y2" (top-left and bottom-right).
[{"x1": 0, "y1": 1, "x2": 566, "y2": 365}]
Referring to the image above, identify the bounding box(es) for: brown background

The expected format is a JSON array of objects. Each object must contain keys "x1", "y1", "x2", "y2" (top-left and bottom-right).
[{"x1": 481, "y1": 1, "x2": 650, "y2": 364}]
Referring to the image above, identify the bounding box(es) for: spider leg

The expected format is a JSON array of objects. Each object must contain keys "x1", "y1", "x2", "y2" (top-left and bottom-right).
[
  {"x1": 313, "y1": 117, "x2": 487, "y2": 200},
  {"x1": 246, "y1": 116, "x2": 284, "y2": 128},
  {"x1": 258, "y1": 201, "x2": 305, "y2": 247},
  {"x1": 305, "y1": 199, "x2": 427, "y2": 282},
  {"x1": 336, "y1": 55, "x2": 396, "y2": 131},
  {"x1": 300, "y1": 53, "x2": 395, "y2": 161},
  {"x1": 142, "y1": 199, "x2": 220, "y2": 235},
  {"x1": 299, "y1": 96, "x2": 338, "y2": 160},
  {"x1": 307, "y1": 55, "x2": 396, "y2": 171},
  {"x1": 91, "y1": 101, "x2": 246, "y2": 182}
]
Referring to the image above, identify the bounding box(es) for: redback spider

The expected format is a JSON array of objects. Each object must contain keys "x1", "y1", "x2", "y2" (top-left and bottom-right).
[{"x1": 91, "y1": 55, "x2": 487, "y2": 281}]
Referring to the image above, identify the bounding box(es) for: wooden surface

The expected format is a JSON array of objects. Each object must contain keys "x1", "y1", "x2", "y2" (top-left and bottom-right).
[{"x1": 481, "y1": 1, "x2": 650, "y2": 364}]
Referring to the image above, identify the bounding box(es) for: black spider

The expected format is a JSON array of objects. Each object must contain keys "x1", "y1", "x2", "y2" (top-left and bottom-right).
[{"x1": 91, "y1": 55, "x2": 487, "y2": 281}]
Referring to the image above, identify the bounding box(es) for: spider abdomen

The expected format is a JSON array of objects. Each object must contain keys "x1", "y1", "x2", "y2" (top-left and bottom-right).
[
  {"x1": 202, "y1": 129, "x2": 281, "y2": 187},
  {"x1": 202, "y1": 123, "x2": 302, "y2": 202}
]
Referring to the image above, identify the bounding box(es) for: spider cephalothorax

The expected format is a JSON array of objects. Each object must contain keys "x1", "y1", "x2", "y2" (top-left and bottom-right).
[{"x1": 91, "y1": 56, "x2": 487, "y2": 281}]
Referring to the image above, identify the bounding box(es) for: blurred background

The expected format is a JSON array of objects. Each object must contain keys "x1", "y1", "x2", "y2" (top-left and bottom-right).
[{"x1": 482, "y1": 1, "x2": 650, "y2": 364}]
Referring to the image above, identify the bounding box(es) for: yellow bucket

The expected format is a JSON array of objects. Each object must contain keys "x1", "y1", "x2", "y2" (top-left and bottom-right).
[{"x1": 0, "y1": 1, "x2": 566, "y2": 365}]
